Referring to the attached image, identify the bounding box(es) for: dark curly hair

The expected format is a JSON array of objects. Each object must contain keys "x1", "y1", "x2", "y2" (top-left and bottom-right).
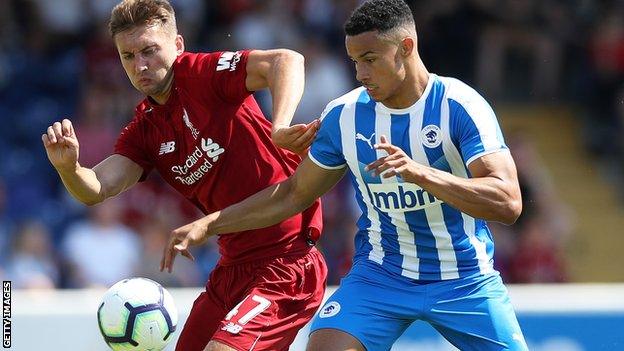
[{"x1": 344, "y1": 0, "x2": 415, "y2": 36}]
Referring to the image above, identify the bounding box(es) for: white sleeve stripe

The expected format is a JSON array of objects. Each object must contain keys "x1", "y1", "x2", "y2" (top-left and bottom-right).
[
  {"x1": 307, "y1": 152, "x2": 347, "y2": 170},
  {"x1": 465, "y1": 148, "x2": 509, "y2": 167}
]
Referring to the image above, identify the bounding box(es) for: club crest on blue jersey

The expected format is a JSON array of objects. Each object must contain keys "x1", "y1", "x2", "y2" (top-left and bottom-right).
[
  {"x1": 421, "y1": 124, "x2": 442, "y2": 148},
  {"x1": 319, "y1": 301, "x2": 341, "y2": 318}
]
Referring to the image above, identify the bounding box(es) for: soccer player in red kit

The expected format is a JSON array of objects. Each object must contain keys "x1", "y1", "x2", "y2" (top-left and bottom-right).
[{"x1": 41, "y1": 1, "x2": 326, "y2": 350}]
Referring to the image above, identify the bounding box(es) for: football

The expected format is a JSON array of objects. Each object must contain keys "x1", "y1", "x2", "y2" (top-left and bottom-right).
[{"x1": 97, "y1": 278, "x2": 178, "y2": 351}]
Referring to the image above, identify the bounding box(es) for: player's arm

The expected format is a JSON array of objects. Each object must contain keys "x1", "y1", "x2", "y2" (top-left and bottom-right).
[
  {"x1": 367, "y1": 135, "x2": 522, "y2": 225},
  {"x1": 161, "y1": 158, "x2": 346, "y2": 271},
  {"x1": 42, "y1": 119, "x2": 142, "y2": 205},
  {"x1": 245, "y1": 49, "x2": 319, "y2": 154}
]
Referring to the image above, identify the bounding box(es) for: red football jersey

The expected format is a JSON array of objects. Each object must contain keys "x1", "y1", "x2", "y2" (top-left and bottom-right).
[{"x1": 114, "y1": 51, "x2": 322, "y2": 265}]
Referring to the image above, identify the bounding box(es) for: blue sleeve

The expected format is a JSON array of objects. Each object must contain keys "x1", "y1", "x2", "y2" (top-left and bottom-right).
[
  {"x1": 449, "y1": 98, "x2": 507, "y2": 166},
  {"x1": 308, "y1": 104, "x2": 347, "y2": 169}
]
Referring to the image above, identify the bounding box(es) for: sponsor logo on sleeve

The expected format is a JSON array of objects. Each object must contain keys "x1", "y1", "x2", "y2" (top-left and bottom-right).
[{"x1": 216, "y1": 51, "x2": 242, "y2": 72}]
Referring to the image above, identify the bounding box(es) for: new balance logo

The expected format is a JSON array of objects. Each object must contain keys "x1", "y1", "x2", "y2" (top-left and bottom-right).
[
  {"x1": 159, "y1": 141, "x2": 176, "y2": 155},
  {"x1": 221, "y1": 322, "x2": 243, "y2": 334},
  {"x1": 216, "y1": 51, "x2": 242, "y2": 72},
  {"x1": 356, "y1": 132, "x2": 375, "y2": 149}
]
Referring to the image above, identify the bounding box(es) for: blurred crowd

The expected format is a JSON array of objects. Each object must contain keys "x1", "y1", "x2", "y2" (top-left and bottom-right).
[{"x1": 1, "y1": 0, "x2": 622, "y2": 289}]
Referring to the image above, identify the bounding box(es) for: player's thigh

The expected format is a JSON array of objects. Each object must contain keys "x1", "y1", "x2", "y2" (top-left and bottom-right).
[
  {"x1": 211, "y1": 250, "x2": 327, "y2": 350},
  {"x1": 176, "y1": 290, "x2": 228, "y2": 351},
  {"x1": 204, "y1": 340, "x2": 238, "y2": 351},
  {"x1": 310, "y1": 272, "x2": 411, "y2": 351},
  {"x1": 307, "y1": 328, "x2": 365, "y2": 351},
  {"x1": 427, "y1": 274, "x2": 528, "y2": 351}
]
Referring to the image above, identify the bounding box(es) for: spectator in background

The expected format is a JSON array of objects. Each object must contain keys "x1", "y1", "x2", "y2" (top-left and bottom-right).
[
  {"x1": 474, "y1": 0, "x2": 567, "y2": 100},
  {"x1": 0, "y1": 181, "x2": 14, "y2": 265},
  {"x1": 295, "y1": 35, "x2": 353, "y2": 124},
  {"x1": 585, "y1": 7, "x2": 624, "y2": 172},
  {"x1": 316, "y1": 178, "x2": 358, "y2": 285},
  {"x1": 5, "y1": 220, "x2": 60, "y2": 289},
  {"x1": 135, "y1": 219, "x2": 203, "y2": 287},
  {"x1": 617, "y1": 86, "x2": 624, "y2": 193},
  {"x1": 490, "y1": 131, "x2": 572, "y2": 283},
  {"x1": 61, "y1": 197, "x2": 141, "y2": 288},
  {"x1": 231, "y1": 0, "x2": 300, "y2": 50}
]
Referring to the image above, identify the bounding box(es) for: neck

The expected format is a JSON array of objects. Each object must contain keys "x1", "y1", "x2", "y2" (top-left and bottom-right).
[
  {"x1": 382, "y1": 57, "x2": 429, "y2": 109},
  {"x1": 149, "y1": 69, "x2": 175, "y2": 105}
]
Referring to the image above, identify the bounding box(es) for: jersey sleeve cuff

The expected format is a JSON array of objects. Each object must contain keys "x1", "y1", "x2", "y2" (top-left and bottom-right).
[
  {"x1": 465, "y1": 147, "x2": 509, "y2": 167},
  {"x1": 308, "y1": 152, "x2": 347, "y2": 170}
]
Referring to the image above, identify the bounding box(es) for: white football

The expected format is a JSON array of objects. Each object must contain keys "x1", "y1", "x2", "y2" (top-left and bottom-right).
[{"x1": 97, "y1": 278, "x2": 178, "y2": 351}]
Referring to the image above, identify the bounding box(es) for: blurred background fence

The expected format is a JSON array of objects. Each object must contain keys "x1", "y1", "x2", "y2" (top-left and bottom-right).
[
  {"x1": 1, "y1": 0, "x2": 623, "y2": 290},
  {"x1": 12, "y1": 284, "x2": 624, "y2": 350}
]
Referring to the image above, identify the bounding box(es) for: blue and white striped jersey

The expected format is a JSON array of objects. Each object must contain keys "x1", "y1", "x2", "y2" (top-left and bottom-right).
[{"x1": 309, "y1": 74, "x2": 508, "y2": 281}]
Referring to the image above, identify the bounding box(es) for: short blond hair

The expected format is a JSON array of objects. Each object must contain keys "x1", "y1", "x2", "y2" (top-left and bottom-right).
[{"x1": 109, "y1": 0, "x2": 177, "y2": 37}]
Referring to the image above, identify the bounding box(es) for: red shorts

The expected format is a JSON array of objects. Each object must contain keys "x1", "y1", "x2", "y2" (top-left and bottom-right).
[{"x1": 175, "y1": 247, "x2": 327, "y2": 351}]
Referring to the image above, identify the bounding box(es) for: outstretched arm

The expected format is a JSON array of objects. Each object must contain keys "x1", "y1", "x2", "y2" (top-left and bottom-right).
[
  {"x1": 366, "y1": 135, "x2": 522, "y2": 224},
  {"x1": 161, "y1": 158, "x2": 346, "y2": 272},
  {"x1": 245, "y1": 49, "x2": 319, "y2": 154},
  {"x1": 42, "y1": 119, "x2": 143, "y2": 205}
]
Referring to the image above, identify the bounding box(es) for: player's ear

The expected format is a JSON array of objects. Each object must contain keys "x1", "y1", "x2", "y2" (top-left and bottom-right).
[
  {"x1": 400, "y1": 37, "x2": 414, "y2": 58},
  {"x1": 175, "y1": 34, "x2": 185, "y2": 55}
]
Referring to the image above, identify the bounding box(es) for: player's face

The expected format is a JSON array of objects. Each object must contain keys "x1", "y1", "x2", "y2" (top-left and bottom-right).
[
  {"x1": 346, "y1": 31, "x2": 407, "y2": 107},
  {"x1": 115, "y1": 24, "x2": 183, "y2": 102}
]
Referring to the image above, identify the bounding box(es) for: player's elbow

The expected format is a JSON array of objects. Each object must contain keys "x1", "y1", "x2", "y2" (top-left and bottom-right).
[
  {"x1": 77, "y1": 188, "x2": 109, "y2": 206},
  {"x1": 498, "y1": 198, "x2": 522, "y2": 225},
  {"x1": 80, "y1": 193, "x2": 108, "y2": 206},
  {"x1": 80, "y1": 197, "x2": 103, "y2": 207},
  {"x1": 286, "y1": 49, "x2": 304, "y2": 63},
  {"x1": 82, "y1": 199, "x2": 97, "y2": 206},
  {"x1": 275, "y1": 49, "x2": 304, "y2": 69}
]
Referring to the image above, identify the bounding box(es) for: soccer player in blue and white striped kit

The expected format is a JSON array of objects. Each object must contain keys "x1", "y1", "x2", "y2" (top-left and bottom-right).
[{"x1": 166, "y1": 0, "x2": 528, "y2": 350}]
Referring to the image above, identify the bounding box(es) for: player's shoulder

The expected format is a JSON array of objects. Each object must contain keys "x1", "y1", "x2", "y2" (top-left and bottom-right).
[
  {"x1": 174, "y1": 50, "x2": 246, "y2": 78},
  {"x1": 436, "y1": 75, "x2": 482, "y2": 104},
  {"x1": 173, "y1": 51, "x2": 209, "y2": 78},
  {"x1": 436, "y1": 75, "x2": 495, "y2": 118},
  {"x1": 320, "y1": 86, "x2": 368, "y2": 121}
]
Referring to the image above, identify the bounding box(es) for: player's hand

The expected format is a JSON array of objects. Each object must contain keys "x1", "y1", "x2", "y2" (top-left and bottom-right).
[
  {"x1": 365, "y1": 135, "x2": 424, "y2": 182},
  {"x1": 42, "y1": 119, "x2": 80, "y2": 173},
  {"x1": 271, "y1": 119, "x2": 320, "y2": 155},
  {"x1": 160, "y1": 217, "x2": 212, "y2": 273}
]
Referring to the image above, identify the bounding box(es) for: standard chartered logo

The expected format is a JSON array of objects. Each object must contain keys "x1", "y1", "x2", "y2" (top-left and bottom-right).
[
  {"x1": 171, "y1": 137, "x2": 225, "y2": 185},
  {"x1": 368, "y1": 183, "x2": 441, "y2": 212}
]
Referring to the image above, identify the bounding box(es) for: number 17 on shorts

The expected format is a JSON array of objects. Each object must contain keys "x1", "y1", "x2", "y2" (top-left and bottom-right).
[{"x1": 221, "y1": 294, "x2": 272, "y2": 334}]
